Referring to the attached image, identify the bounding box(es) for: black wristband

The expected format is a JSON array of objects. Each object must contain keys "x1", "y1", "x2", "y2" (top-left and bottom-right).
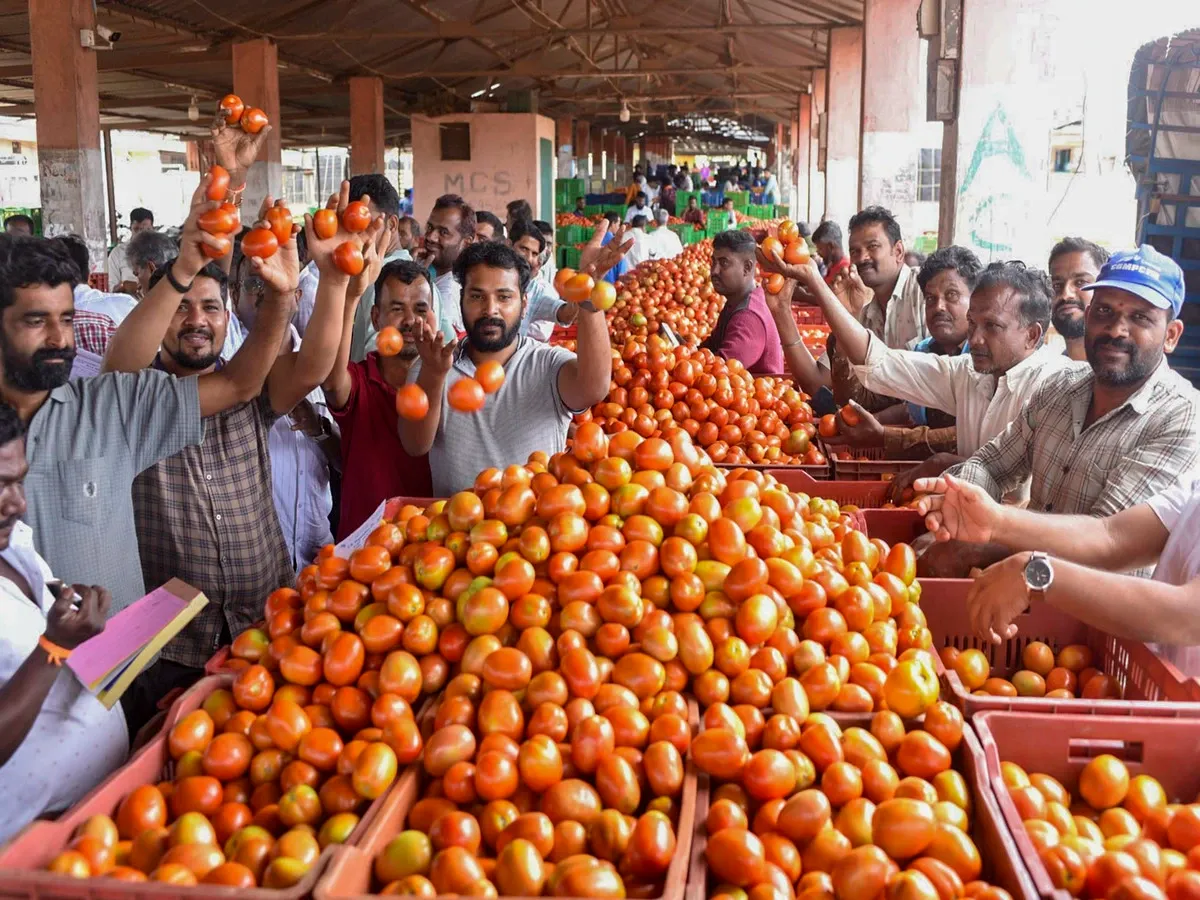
[{"x1": 165, "y1": 259, "x2": 193, "y2": 295}]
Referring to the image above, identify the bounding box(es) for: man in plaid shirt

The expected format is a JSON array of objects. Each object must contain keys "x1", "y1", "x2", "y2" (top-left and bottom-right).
[{"x1": 919, "y1": 246, "x2": 1200, "y2": 578}]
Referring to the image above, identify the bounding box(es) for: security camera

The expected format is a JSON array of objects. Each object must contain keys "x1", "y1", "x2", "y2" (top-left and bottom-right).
[{"x1": 97, "y1": 25, "x2": 121, "y2": 43}]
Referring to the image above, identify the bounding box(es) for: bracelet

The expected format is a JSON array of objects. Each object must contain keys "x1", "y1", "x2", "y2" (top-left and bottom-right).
[
  {"x1": 164, "y1": 259, "x2": 194, "y2": 295},
  {"x1": 782, "y1": 338, "x2": 803, "y2": 349},
  {"x1": 227, "y1": 184, "x2": 246, "y2": 208},
  {"x1": 38, "y1": 634, "x2": 71, "y2": 666}
]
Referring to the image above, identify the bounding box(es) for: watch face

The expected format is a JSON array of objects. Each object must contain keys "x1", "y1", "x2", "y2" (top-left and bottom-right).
[{"x1": 1026, "y1": 557, "x2": 1053, "y2": 590}]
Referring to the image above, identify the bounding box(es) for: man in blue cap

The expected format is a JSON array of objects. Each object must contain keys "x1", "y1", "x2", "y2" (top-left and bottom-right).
[{"x1": 912, "y1": 245, "x2": 1200, "y2": 578}]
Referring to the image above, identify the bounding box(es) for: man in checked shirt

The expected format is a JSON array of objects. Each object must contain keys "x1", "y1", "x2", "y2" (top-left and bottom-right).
[
  {"x1": 103, "y1": 179, "x2": 383, "y2": 729},
  {"x1": 917, "y1": 245, "x2": 1200, "y2": 578}
]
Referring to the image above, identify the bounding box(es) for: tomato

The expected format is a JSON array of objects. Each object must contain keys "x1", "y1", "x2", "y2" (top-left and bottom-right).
[
  {"x1": 448, "y1": 378, "x2": 486, "y2": 413},
  {"x1": 202, "y1": 732, "x2": 253, "y2": 781},
  {"x1": 169, "y1": 710, "x2": 214, "y2": 759},
  {"x1": 591, "y1": 281, "x2": 618, "y2": 311},
  {"x1": 707, "y1": 827, "x2": 767, "y2": 887},
  {"x1": 1079, "y1": 753, "x2": 1131, "y2": 811},
  {"x1": 476, "y1": 360, "x2": 505, "y2": 394},
  {"x1": 313, "y1": 208, "x2": 338, "y2": 240},
  {"x1": 351, "y1": 741, "x2": 398, "y2": 799},
  {"x1": 342, "y1": 201, "x2": 371, "y2": 233},
  {"x1": 218, "y1": 94, "x2": 244, "y2": 123},
  {"x1": 376, "y1": 325, "x2": 403, "y2": 358},
  {"x1": 198, "y1": 205, "x2": 237, "y2": 235},
  {"x1": 241, "y1": 227, "x2": 278, "y2": 260},
  {"x1": 265, "y1": 206, "x2": 294, "y2": 245},
  {"x1": 394, "y1": 383, "x2": 429, "y2": 420},
  {"x1": 240, "y1": 107, "x2": 268, "y2": 133},
  {"x1": 334, "y1": 240, "x2": 365, "y2": 276},
  {"x1": 562, "y1": 273, "x2": 596, "y2": 303},
  {"x1": 206, "y1": 164, "x2": 231, "y2": 202}
]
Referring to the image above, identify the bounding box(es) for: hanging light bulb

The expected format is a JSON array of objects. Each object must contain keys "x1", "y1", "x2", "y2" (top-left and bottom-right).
[
  {"x1": 187, "y1": 96, "x2": 200, "y2": 122},
  {"x1": 619, "y1": 102, "x2": 630, "y2": 123}
]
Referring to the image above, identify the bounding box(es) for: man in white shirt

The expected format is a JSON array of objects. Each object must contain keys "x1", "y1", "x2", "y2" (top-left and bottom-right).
[
  {"x1": 761, "y1": 172, "x2": 780, "y2": 205},
  {"x1": 625, "y1": 193, "x2": 651, "y2": 224},
  {"x1": 0, "y1": 402, "x2": 128, "y2": 840},
  {"x1": 124, "y1": 230, "x2": 178, "y2": 303},
  {"x1": 417, "y1": 193, "x2": 476, "y2": 338},
  {"x1": 106, "y1": 207, "x2": 154, "y2": 295},
  {"x1": 915, "y1": 472, "x2": 1200, "y2": 675},
  {"x1": 646, "y1": 209, "x2": 684, "y2": 261},
  {"x1": 624, "y1": 215, "x2": 653, "y2": 268}
]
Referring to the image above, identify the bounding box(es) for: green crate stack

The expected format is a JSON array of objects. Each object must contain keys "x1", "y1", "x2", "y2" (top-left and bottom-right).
[
  {"x1": 774, "y1": 205, "x2": 790, "y2": 219},
  {"x1": 676, "y1": 191, "x2": 701, "y2": 211},
  {"x1": 556, "y1": 225, "x2": 585, "y2": 246},
  {"x1": 602, "y1": 203, "x2": 625, "y2": 215},
  {"x1": 724, "y1": 191, "x2": 749, "y2": 211},
  {"x1": 554, "y1": 178, "x2": 586, "y2": 209},
  {"x1": 583, "y1": 205, "x2": 604, "y2": 216},
  {"x1": 706, "y1": 218, "x2": 729, "y2": 237},
  {"x1": 561, "y1": 246, "x2": 582, "y2": 270}
]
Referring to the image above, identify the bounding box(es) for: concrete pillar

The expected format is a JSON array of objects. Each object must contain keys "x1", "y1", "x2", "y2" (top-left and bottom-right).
[
  {"x1": 603, "y1": 132, "x2": 618, "y2": 184},
  {"x1": 349, "y1": 76, "x2": 385, "y2": 176},
  {"x1": 825, "y1": 26, "x2": 863, "y2": 227},
  {"x1": 810, "y1": 70, "x2": 827, "y2": 224},
  {"x1": 860, "y1": 0, "x2": 923, "y2": 235},
  {"x1": 591, "y1": 126, "x2": 604, "y2": 181},
  {"x1": 30, "y1": 0, "x2": 106, "y2": 268},
  {"x1": 795, "y1": 95, "x2": 811, "y2": 223},
  {"x1": 574, "y1": 119, "x2": 590, "y2": 178},
  {"x1": 555, "y1": 117, "x2": 573, "y2": 177},
  {"x1": 233, "y1": 38, "x2": 282, "y2": 211}
]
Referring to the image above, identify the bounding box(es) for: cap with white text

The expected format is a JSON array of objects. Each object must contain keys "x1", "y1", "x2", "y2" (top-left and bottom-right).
[{"x1": 1082, "y1": 244, "x2": 1185, "y2": 318}]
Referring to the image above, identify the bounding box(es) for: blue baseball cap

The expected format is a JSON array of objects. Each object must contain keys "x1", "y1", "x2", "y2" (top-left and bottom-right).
[{"x1": 1083, "y1": 244, "x2": 1185, "y2": 318}]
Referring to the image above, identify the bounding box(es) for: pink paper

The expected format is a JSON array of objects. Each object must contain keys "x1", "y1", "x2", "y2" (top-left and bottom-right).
[{"x1": 67, "y1": 586, "x2": 188, "y2": 686}]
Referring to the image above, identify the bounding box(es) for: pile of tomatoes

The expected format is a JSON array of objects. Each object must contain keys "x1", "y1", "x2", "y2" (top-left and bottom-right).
[
  {"x1": 607, "y1": 243, "x2": 721, "y2": 344},
  {"x1": 1010, "y1": 754, "x2": 1200, "y2": 900},
  {"x1": 695, "y1": 704, "x2": 1015, "y2": 900},
  {"x1": 759, "y1": 221, "x2": 812, "y2": 297},
  {"x1": 45, "y1": 645, "x2": 420, "y2": 887},
  {"x1": 585, "y1": 336, "x2": 829, "y2": 467},
  {"x1": 941, "y1": 642, "x2": 1124, "y2": 701}
]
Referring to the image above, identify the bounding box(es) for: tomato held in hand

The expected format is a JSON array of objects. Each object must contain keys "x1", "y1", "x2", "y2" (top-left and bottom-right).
[
  {"x1": 553, "y1": 267, "x2": 576, "y2": 295},
  {"x1": 198, "y1": 206, "x2": 237, "y2": 235},
  {"x1": 761, "y1": 236, "x2": 784, "y2": 259},
  {"x1": 333, "y1": 241, "x2": 364, "y2": 276},
  {"x1": 377, "y1": 326, "x2": 403, "y2": 357},
  {"x1": 313, "y1": 209, "x2": 338, "y2": 240},
  {"x1": 201, "y1": 234, "x2": 232, "y2": 260},
  {"x1": 448, "y1": 378, "x2": 486, "y2": 413},
  {"x1": 242, "y1": 228, "x2": 278, "y2": 260},
  {"x1": 396, "y1": 384, "x2": 429, "y2": 420},
  {"x1": 265, "y1": 207, "x2": 294, "y2": 246},
  {"x1": 476, "y1": 360, "x2": 505, "y2": 394},
  {"x1": 218, "y1": 94, "x2": 245, "y2": 124},
  {"x1": 342, "y1": 201, "x2": 371, "y2": 234},
  {"x1": 784, "y1": 241, "x2": 811, "y2": 266},
  {"x1": 764, "y1": 273, "x2": 785, "y2": 295},
  {"x1": 207, "y1": 165, "x2": 230, "y2": 202},
  {"x1": 840, "y1": 404, "x2": 861, "y2": 427},
  {"x1": 777, "y1": 220, "x2": 800, "y2": 244},
  {"x1": 818, "y1": 413, "x2": 839, "y2": 438},
  {"x1": 562, "y1": 273, "x2": 596, "y2": 304},
  {"x1": 240, "y1": 107, "x2": 268, "y2": 134},
  {"x1": 590, "y1": 281, "x2": 617, "y2": 311}
]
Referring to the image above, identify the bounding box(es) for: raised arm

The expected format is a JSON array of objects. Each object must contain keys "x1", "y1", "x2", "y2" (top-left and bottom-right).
[
  {"x1": 759, "y1": 249, "x2": 872, "y2": 365},
  {"x1": 268, "y1": 183, "x2": 386, "y2": 415},
  {"x1": 102, "y1": 177, "x2": 225, "y2": 373},
  {"x1": 762, "y1": 279, "x2": 830, "y2": 394},
  {"x1": 208, "y1": 108, "x2": 271, "y2": 276},
  {"x1": 398, "y1": 319, "x2": 456, "y2": 457}
]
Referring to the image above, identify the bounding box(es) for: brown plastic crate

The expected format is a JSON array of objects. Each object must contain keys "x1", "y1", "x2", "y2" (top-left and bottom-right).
[
  {"x1": 974, "y1": 711, "x2": 1200, "y2": 900},
  {"x1": 861, "y1": 508, "x2": 926, "y2": 545},
  {"x1": 314, "y1": 698, "x2": 700, "y2": 900},
  {"x1": 685, "y1": 715, "x2": 1039, "y2": 900},
  {"x1": 921, "y1": 579, "x2": 1200, "y2": 717},
  {"x1": 0, "y1": 677, "x2": 428, "y2": 900}
]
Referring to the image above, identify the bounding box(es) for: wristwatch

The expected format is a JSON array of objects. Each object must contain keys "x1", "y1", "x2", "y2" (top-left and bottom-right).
[{"x1": 1023, "y1": 552, "x2": 1054, "y2": 602}]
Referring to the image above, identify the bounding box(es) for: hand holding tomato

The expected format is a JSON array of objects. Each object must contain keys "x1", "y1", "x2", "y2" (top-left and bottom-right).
[
  {"x1": 756, "y1": 243, "x2": 823, "y2": 297},
  {"x1": 834, "y1": 400, "x2": 884, "y2": 448},
  {"x1": 246, "y1": 196, "x2": 300, "y2": 300},
  {"x1": 176, "y1": 176, "x2": 235, "y2": 278},
  {"x1": 831, "y1": 263, "x2": 873, "y2": 316},
  {"x1": 966, "y1": 552, "x2": 1032, "y2": 644},
  {"x1": 210, "y1": 107, "x2": 270, "y2": 187},
  {"x1": 410, "y1": 317, "x2": 457, "y2": 377},
  {"x1": 303, "y1": 180, "x2": 381, "y2": 282},
  {"x1": 914, "y1": 472, "x2": 1001, "y2": 544},
  {"x1": 44, "y1": 583, "x2": 110, "y2": 649},
  {"x1": 348, "y1": 215, "x2": 389, "y2": 300}
]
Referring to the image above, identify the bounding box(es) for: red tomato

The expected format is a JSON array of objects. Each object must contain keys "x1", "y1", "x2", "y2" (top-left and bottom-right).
[
  {"x1": 241, "y1": 228, "x2": 278, "y2": 260},
  {"x1": 342, "y1": 201, "x2": 371, "y2": 234},
  {"x1": 313, "y1": 209, "x2": 338, "y2": 240},
  {"x1": 396, "y1": 384, "x2": 429, "y2": 420},
  {"x1": 218, "y1": 94, "x2": 244, "y2": 124},
  {"x1": 333, "y1": 241, "x2": 364, "y2": 276},
  {"x1": 265, "y1": 207, "x2": 293, "y2": 245},
  {"x1": 207, "y1": 165, "x2": 230, "y2": 202},
  {"x1": 240, "y1": 107, "x2": 268, "y2": 134}
]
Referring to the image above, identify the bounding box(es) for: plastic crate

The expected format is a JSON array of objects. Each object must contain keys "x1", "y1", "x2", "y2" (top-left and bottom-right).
[
  {"x1": 826, "y1": 444, "x2": 927, "y2": 481},
  {"x1": 974, "y1": 711, "x2": 1200, "y2": 900},
  {"x1": 549, "y1": 324, "x2": 578, "y2": 346},
  {"x1": 758, "y1": 468, "x2": 890, "y2": 506},
  {"x1": 685, "y1": 716, "x2": 1039, "y2": 900},
  {"x1": 791, "y1": 303, "x2": 825, "y2": 326},
  {"x1": 313, "y1": 698, "x2": 699, "y2": 900},
  {"x1": 860, "y1": 508, "x2": 927, "y2": 545},
  {"x1": 716, "y1": 460, "x2": 831, "y2": 480},
  {"x1": 920, "y1": 578, "x2": 1200, "y2": 717}
]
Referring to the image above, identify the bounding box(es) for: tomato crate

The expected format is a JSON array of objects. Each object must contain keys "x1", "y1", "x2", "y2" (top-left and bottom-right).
[
  {"x1": 826, "y1": 444, "x2": 927, "y2": 482},
  {"x1": 548, "y1": 324, "x2": 578, "y2": 346},
  {"x1": 861, "y1": 508, "x2": 926, "y2": 545},
  {"x1": 716, "y1": 461, "x2": 831, "y2": 480},
  {"x1": 919, "y1": 578, "x2": 1200, "y2": 718},
  {"x1": 973, "y1": 711, "x2": 1200, "y2": 900},
  {"x1": 790, "y1": 303, "x2": 825, "y2": 326},
  {"x1": 758, "y1": 468, "x2": 889, "y2": 506},
  {"x1": 684, "y1": 715, "x2": 1038, "y2": 900},
  {"x1": 313, "y1": 698, "x2": 700, "y2": 900}
]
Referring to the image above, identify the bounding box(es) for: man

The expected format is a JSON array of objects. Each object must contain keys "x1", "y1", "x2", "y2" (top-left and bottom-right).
[
  {"x1": 4, "y1": 215, "x2": 32, "y2": 236},
  {"x1": 125, "y1": 229, "x2": 178, "y2": 301},
  {"x1": 679, "y1": 164, "x2": 694, "y2": 191},
  {"x1": 420, "y1": 193, "x2": 476, "y2": 338},
  {"x1": 625, "y1": 192, "x2": 650, "y2": 224},
  {"x1": 58, "y1": 235, "x2": 137, "y2": 339},
  {"x1": 701, "y1": 230, "x2": 783, "y2": 375},
  {"x1": 325, "y1": 258, "x2": 436, "y2": 539},
  {"x1": 717, "y1": 198, "x2": 739, "y2": 232},
  {"x1": 761, "y1": 170, "x2": 780, "y2": 205},
  {"x1": 509, "y1": 218, "x2": 574, "y2": 337},
  {"x1": 339, "y1": 174, "x2": 412, "y2": 362},
  {"x1": 401, "y1": 239, "x2": 620, "y2": 496},
  {"x1": 625, "y1": 173, "x2": 647, "y2": 206},
  {"x1": 400, "y1": 188, "x2": 414, "y2": 216},
  {"x1": 682, "y1": 197, "x2": 707, "y2": 228},
  {"x1": 505, "y1": 200, "x2": 533, "y2": 236},
  {"x1": 659, "y1": 179, "x2": 677, "y2": 217},
  {"x1": 598, "y1": 211, "x2": 631, "y2": 286},
  {"x1": 915, "y1": 471, "x2": 1200, "y2": 674},
  {"x1": 107, "y1": 208, "x2": 154, "y2": 296},
  {"x1": 1049, "y1": 237, "x2": 1108, "y2": 362},
  {"x1": 646, "y1": 209, "x2": 684, "y2": 262},
  {"x1": 813, "y1": 220, "x2": 850, "y2": 286},
  {"x1": 0, "y1": 402, "x2": 126, "y2": 841},
  {"x1": 533, "y1": 220, "x2": 556, "y2": 288},
  {"x1": 103, "y1": 184, "x2": 366, "y2": 711},
  {"x1": 645, "y1": 178, "x2": 661, "y2": 206},
  {"x1": 398, "y1": 216, "x2": 419, "y2": 252},
  {"x1": 574, "y1": 197, "x2": 587, "y2": 215},
  {"x1": 625, "y1": 215, "x2": 653, "y2": 268},
  {"x1": 928, "y1": 245, "x2": 1200, "y2": 577},
  {"x1": 476, "y1": 211, "x2": 505, "y2": 243}
]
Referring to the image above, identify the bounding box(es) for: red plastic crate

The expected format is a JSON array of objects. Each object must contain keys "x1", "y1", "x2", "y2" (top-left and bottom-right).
[
  {"x1": 716, "y1": 461, "x2": 831, "y2": 479},
  {"x1": 686, "y1": 715, "x2": 1039, "y2": 900},
  {"x1": 861, "y1": 508, "x2": 926, "y2": 544},
  {"x1": 974, "y1": 711, "x2": 1200, "y2": 900},
  {"x1": 827, "y1": 445, "x2": 927, "y2": 481},
  {"x1": 790, "y1": 302, "x2": 826, "y2": 326},
  {"x1": 920, "y1": 578, "x2": 1200, "y2": 717},
  {"x1": 758, "y1": 468, "x2": 890, "y2": 506}
]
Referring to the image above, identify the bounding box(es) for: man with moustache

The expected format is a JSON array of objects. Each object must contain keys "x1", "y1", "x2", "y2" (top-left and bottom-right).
[
  {"x1": 1049, "y1": 237, "x2": 1108, "y2": 361},
  {"x1": 417, "y1": 193, "x2": 476, "y2": 337},
  {"x1": 324, "y1": 258, "x2": 437, "y2": 538},
  {"x1": 702, "y1": 229, "x2": 783, "y2": 375},
  {"x1": 927, "y1": 246, "x2": 1200, "y2": 577},
  {"x1": 401, "y1": 241, "x2": 619, "y2": 496}
]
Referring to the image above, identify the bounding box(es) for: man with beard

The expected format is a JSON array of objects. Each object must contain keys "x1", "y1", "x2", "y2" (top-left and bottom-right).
[
  {"x1": 400, "y1": 240, "x2": 620, "y2": 496},
  {"x1": 701, "y1": 229, "x2": 783, "y2": 375},
  {"x1": 324, "y1": 258, "x2": 437, "y2": 538},
  {"x1": 418, "y1": 194, "x2": 476, "y2": 337},
  {"x1": 1049, "y1": 237, "x2": 1107, "y2": 361},
  {"x1": 102, "y1": 181, "x2": 365, "y2": 724},
  {"x1": 920, "y1": 246, "x2": 1199, "y2": 577},
  {"x1": 509, "y1": 218, "x2": 574, "y2": 337}
]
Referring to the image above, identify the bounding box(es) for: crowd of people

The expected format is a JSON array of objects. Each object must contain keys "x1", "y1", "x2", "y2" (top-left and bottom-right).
[{"x1": 0, "y1": 116, "x2": 1197, "y2": 837}]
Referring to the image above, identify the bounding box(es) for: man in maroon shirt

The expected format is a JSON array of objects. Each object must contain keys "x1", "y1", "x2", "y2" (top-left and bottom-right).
[
  {"x1": 323, "y1": 258, "x2": 436, "y2": 538},
  {"x1": 701, "y1": 230, "x2": 784, "y2": 375}
]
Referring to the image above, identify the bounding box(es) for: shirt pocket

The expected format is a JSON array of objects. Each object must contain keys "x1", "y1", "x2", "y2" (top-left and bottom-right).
[{"x1": 57, "y1": 457, "x2": 112, "y2": 527}]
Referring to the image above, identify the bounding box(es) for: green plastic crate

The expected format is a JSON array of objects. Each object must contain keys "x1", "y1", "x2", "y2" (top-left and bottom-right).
[
  {"x1": 603, "y1": 204, "x2": 625, "y2": 215},
  {"x1": 774, "y1": 205, "x2": 790, "y2": 219},
  {"x1": 561, "y1": 246, "x2": 582, "y2": 270},
  {"x1": 583, "y1": 205, "x2": 604, "y2": 216},
  {"x1": 676, "y1": 191, "x2": 701, "y2": 211},
  {"x1": 556, "y1": 225, "x2": 585, "y2": 245}
]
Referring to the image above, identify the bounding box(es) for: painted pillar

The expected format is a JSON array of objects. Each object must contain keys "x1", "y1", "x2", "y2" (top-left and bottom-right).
[
  {"x1": 349, "y1": 76, "x2": 385, "y2": 176},
  {"x1": 860, "y1": 0, "x2": 923, "y2": 235},
  {"x1": 825, "y1": 26, "x2": 864, "y2": 226},
  {"x1": 796, "y1": 94, "x2": 812, "y2": 224},
  {"x1": 233, "y1": 38, "x2": 283, "y2": 212},
  {"x1": 603, "y1": 131, "x2": 618, "y2": 184},
  {"x1": 574, "y1": 119, "x2": 590, "y2": 178},
  {"x1": 555, "y1": 117, "x2": 573, "y2": 177},
  {"x1": 809, "y1": 69, "x2": 827, "y2": 224},
  {"x1": 591, "y1": 126, "x2": 604, "y2": 180},
  {"x1": 30, "y1": 0, "x2": 105, "y2": 268}
]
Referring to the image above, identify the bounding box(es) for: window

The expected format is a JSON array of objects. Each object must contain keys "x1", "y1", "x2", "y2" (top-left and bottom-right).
[
  {"x1": 917, "y1": 148, "x2": 941, "y2": 202},
  {"x1": 1053, "y1": 148, "x2": 1074, "y2": 172},
  {"x1": 283, "y1": 167, "x2": 307, "y2": 207},
  {"x1": 440, "y1": 123, "x2": 471, "y2": 161}
]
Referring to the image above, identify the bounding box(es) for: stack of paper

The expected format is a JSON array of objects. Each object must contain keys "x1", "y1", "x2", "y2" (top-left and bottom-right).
[{"x1": 67, "y1": 579, "x2": 209, "y2": 708}]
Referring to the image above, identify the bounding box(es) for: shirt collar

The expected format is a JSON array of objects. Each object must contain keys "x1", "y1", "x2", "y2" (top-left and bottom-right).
[
  {"x1": 1064, "y1": 356, "x2": 1171, "y2": 418},
  {"x1": 454, "y1": 336, "x2": 527, "y2": 374}
]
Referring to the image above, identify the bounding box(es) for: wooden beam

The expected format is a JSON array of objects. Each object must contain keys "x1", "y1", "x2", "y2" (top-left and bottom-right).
[
  {"x1": 0, "y1": 47, "x2": 231, "y2": 79},
  {"x1": 265, "y1": 22, "x2": 840, "y2": 40}
]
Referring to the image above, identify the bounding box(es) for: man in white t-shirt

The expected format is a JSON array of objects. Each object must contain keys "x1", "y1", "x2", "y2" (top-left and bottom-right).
[
  {"x1": 646, "y1": 209, "x2": 684, "y2": 261},
  {"x1": 0, "y1": 403, "x2": 127, "y2": 839},
  {"x1": 107, "y1": 207, "x2": 155, "y2": 295},
  {"x1": 915, "y1": 472, "x2": 1200, "y2": 674}
]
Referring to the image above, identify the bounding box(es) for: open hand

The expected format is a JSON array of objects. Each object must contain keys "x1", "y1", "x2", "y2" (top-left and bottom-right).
[
  {"x1": 914, "y1": 473, "x2": 1002, "y2": 543},
  {"x1": 831, "y1": 263, "x2": 873, "y2": 315},
  {"x1": 303, "y1": 180, "x2": 383, "y2": 281},
  {"x1": 580, "y1": 220, "x2": 634, "y2": 279},
  {"x1": 248, "y1": 196, "x2": 300, "y2": 299},
  {"x1": 411, "y1": 317, "x2": 457, "y2": 376},
  {"x1": 211, "y1": 109, "x2": 271, "y2": 186}
]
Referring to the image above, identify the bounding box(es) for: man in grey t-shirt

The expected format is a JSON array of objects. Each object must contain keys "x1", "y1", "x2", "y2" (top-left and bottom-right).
[{"x1": 401, "y1": 241, "x2": 613, "y2": 496}]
